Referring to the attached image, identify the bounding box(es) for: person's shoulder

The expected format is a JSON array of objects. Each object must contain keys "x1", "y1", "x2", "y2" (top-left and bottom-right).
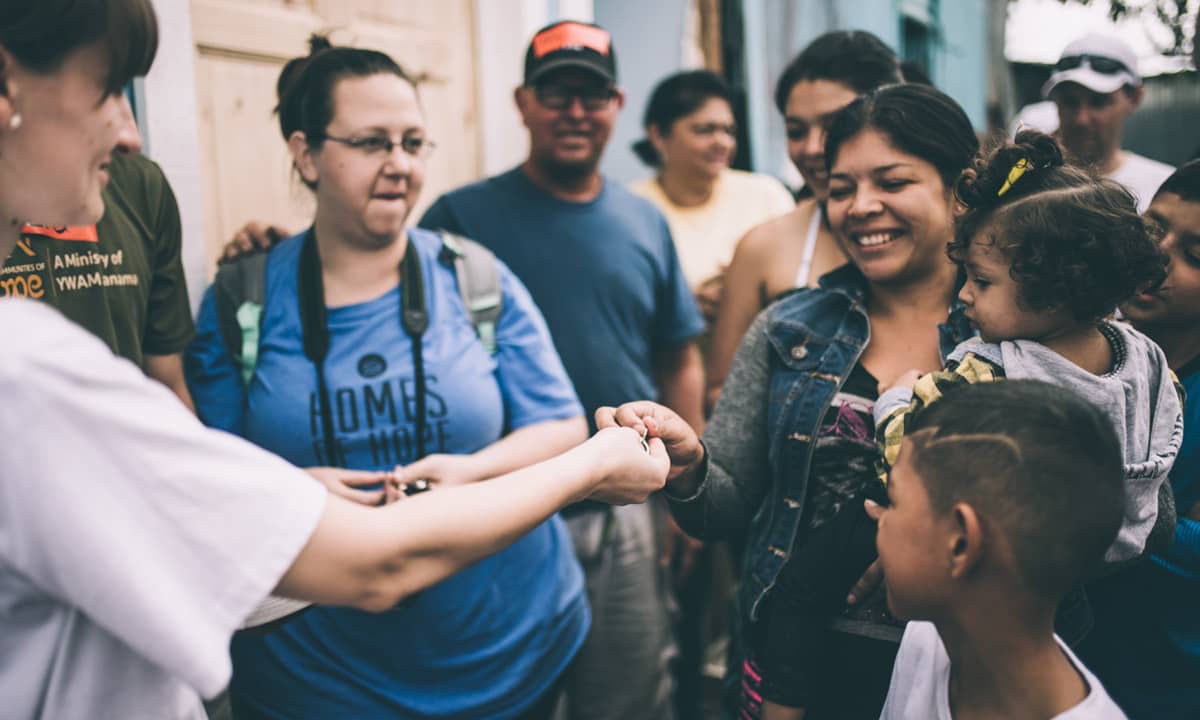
[
  {"x1": 737, "y1": 201, "x2": 810, "y2": 256},
  {"x1": 602, "y1": 180, "x2": 673, "y2": 237},
  {"x1": 250, "y1": 230, "x2": 306, "y2": 283},
  {"x1": 724, "y1": 168, "x2": 792, "y2": 196},
  {"x1": 107, "y1": 151, "x2": 167, "y2": 189},
  {"x1": 951, "y1": 336, "x2": 1002, "y2": 366},
  {"x1": 407, "y1": 225, "x2": 445, "y2": 253},
  {"x1": 1107, "y1": 319, "x2": 1169, "y2": 371},
  {"x1": 435, "y1": 168, "x2": 522, "y2": 207},
  {"x1": 1114, "y1": 152, "x2": 1174, "y2": 192},
  {"x1": 626, "y1": 176, "x2": 657, "y2": 200},
  {"x1": 1054, "y1": 634, "x2": 1130, "y2": 719},
  {"x1": 605, "y1": 177, "x2": 664, "y2": 214},
  {"x1": 101, "y1": 152, "x2": 171, "y2": 217},
  {"x1": 1122, "y1": 151, "x2": 1175, "y2": 175},
  {"x1": 879, "y1": 621, "x2": 947, "y2": 720},
  {"x1": 0, "y1": 299, "x2": 107, "y2": 379}
]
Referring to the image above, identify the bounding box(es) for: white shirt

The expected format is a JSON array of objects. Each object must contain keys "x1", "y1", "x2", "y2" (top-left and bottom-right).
[
  {"x1": 880, "y1": 621, "x2": 1128, "y2": 720},
  {"x1": 1109, "y1": 151, "x2": 1174, "y2": 213},
  {"x1": 0, "y1": 299, "x2": 327, "y2": 720}
]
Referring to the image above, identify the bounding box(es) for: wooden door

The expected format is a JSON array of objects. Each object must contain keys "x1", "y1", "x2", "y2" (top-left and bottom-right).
[{"x1": 190, "y1": 0, "x2": 479, "y2": 275}]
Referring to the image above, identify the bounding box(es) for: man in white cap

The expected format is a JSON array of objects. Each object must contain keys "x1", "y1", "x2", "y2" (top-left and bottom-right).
[{"x1": 1044, "y1": 33, "x2": 1174, "y2": 211}]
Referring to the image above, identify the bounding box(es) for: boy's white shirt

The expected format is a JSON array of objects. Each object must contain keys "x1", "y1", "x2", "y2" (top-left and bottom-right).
[
  {"x1": 880, "y1": 621, "x2": 1128, "y2": 719},
  {"x1": 0, "y1": 298, "x2": 327, "y2": 719}
]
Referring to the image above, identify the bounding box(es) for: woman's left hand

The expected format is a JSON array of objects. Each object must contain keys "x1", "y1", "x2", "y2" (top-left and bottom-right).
[{"x1": 385, "y1": 454, "x2": 486, "y2": 503}]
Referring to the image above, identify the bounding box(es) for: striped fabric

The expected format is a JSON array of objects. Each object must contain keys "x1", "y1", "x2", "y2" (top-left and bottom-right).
[{"x1": 875, "y1": 353, "x2": 1006, "y2": 483}]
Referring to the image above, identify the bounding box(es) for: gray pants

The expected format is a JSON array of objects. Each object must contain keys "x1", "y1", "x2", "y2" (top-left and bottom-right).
[{"x1": 564, "y1": 503, "x2": 677, "y2": 720}]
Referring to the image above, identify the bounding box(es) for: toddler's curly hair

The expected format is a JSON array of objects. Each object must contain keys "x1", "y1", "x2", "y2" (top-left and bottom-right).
[{"x1": 949, "y1": 131, "x2": 1166, "y2": 323}]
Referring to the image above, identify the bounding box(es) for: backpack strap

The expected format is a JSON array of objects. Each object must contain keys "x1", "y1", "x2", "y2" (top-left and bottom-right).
[
  {"x1": 438, "y1": 231, "x2": 502, "y2": 355},
  {"x1": 213, "y1": 251, "x2": 269, "y2": 386}
]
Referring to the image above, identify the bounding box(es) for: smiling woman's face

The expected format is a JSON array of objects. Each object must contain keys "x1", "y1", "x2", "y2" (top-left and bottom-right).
[
  {"x1": 784, "y1": 78, "x2": 858, "y2": 199},
  {"x1": 0, "y1": 40, "x2": 142, "y2": 235},
  {"x1": 825, "y1": 128, "x2": 956, "y2": 286}
]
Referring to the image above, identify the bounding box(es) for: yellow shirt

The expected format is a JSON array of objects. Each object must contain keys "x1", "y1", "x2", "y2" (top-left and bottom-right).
[{"x1": 629, "y1": 169, "x2": 794, "y2": 289}]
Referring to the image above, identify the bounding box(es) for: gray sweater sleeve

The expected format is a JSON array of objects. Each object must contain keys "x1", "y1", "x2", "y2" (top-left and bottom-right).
[{"x1": 667, "y1": 310, "x2": 773, "y2": 540}]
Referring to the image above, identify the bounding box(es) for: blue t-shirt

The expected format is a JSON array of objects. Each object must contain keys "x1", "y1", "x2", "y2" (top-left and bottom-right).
[
  {"x1": 185, "y1": 228, "x2": 588, "y2": 719},
  {"x1": 1152, "y1": 357, "x2": 1200, "y2": 652},
  {"x1": 419, "y1": 167, "x2": 705, "y2": 428}
]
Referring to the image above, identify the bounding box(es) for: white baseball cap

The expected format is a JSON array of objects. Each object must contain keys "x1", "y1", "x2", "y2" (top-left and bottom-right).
[{"x1": 1042, "y1": 34, "x2": 1141, "y2": 97}]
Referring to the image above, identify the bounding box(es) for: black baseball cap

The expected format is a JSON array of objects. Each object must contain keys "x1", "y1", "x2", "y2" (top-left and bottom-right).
[{"x1": 524, "y1": 20, "x2": 617, "y2": 86}]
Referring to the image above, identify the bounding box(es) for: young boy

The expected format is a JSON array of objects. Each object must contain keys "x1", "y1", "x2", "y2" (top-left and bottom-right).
[
  {"x1": 874, "y1": 380, "x2": 1129, "y2": 719},
  {"x1": 1079, "y1": 159, "x2": 1200, "y2": 717}
]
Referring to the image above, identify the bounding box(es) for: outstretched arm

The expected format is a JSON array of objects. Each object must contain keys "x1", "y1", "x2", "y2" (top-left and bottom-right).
[{"x1": 279, "y1": 426, "x2": 668, "y2": 610}]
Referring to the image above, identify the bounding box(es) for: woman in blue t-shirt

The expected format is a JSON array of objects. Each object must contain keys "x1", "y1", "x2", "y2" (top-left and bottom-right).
[{"x1": 185, "y1": 36, "x2": 590, "y2": 720}]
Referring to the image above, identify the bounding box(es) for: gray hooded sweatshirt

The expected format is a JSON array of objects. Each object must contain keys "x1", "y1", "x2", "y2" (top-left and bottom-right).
[{"x1": 877, "y1": 321, "x2": 1183, "y2": 563}]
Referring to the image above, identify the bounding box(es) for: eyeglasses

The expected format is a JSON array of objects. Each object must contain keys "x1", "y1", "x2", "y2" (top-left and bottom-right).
[
  {"x1": 1054, "y1": 54, "x2": 1131, "y2": 76},
  {"x1": 533, "y1": 84, "x2": 617, "y2": 111},
  {"x1": 322, "y1": 133, "x2": 436, "y2": 158}
]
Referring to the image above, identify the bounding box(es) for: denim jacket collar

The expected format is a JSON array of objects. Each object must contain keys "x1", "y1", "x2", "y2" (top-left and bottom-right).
[{"x1": 813, "y1": 262, "x2": 971, "y2": 361}]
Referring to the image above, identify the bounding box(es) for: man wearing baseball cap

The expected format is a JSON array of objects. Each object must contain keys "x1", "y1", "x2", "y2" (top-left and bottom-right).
[
  {"x1": 1044, "y1": 33, "x2": 1174, "y2": 211},
  {"x1": 420, "y1": 19, "x2": 704, "y2": 720}
]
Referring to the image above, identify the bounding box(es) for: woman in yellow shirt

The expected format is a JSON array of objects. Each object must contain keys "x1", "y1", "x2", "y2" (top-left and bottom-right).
[{"x1": 630, "y1": 70, "x2": 794, "y2": 325}]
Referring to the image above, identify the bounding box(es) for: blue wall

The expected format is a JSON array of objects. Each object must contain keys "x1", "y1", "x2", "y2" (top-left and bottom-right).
[
  {"x1": 594, "y1": 0, "x2": 988, "y2": 185},
  {"x1": 745, "y1": 0, "x2": 987, "y2": 184},
  {"x1": 594, "y1": 0, "x2": 690, "y2": 185}
]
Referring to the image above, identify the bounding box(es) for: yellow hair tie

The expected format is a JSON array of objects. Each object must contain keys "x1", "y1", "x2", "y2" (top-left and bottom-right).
[{"x1": 997, "y1": 157, "x2": 1029, "y2": 197}]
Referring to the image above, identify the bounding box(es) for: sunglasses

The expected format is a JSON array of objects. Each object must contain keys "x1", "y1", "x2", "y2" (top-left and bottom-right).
[
  {"x1": 1054, "y1": 54, "x2": 1131, "y2": 76},
  {"x1": 533, "y1": 84, "x2": 617, "y2": 111}
]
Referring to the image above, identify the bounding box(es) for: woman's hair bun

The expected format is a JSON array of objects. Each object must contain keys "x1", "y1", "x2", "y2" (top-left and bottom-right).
[
  {"x1": 307, "y1": 33, "x2": 333, "y2": 56},
  {"x1": 632, "y1": 138, "x2": 661, "y2": 167},
  {"x1": 955, "y1": 129, "x2": 1067, "y2": 211},
  {"x1": 1012, "y1": 129, "x2": 1064, "y2": 172}
]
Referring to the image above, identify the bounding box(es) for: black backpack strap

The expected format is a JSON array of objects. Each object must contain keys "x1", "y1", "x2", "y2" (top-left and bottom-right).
[
  {"x1": 213, "y1": 251, "x2": 270, "y2": 386},
  {"x1": 438, "y1": 231, "x2": 502, "y2": 355}
]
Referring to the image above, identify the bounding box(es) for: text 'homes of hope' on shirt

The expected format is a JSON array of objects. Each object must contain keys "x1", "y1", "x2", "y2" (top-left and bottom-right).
[{"x1": 184, "y1": 228, "x2": 588, "y2": 718}]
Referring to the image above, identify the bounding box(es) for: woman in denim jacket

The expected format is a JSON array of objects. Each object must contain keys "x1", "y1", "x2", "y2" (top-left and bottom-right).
[{"x1": 598, "y1": 85, "x2": 978, "y2": 719}]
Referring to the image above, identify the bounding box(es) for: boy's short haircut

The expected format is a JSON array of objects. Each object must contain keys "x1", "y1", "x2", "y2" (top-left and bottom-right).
[
  {"x1": 1153, "y1": 159, "x2": 1200, "y2": 204},
  {"x1": 951, "y1": 130, "x2": 1167, "y2": 323},
  {"x1": 903, "y1": 380, "x2": 1124, "y2": 597}
]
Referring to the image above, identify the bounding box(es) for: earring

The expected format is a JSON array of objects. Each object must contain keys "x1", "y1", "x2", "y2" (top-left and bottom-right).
[{"x1": 8, "y1": 113, "x2": 20, "y2": 130}]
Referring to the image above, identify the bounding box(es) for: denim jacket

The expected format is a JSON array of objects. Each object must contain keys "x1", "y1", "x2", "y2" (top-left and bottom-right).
[{"x1": 668, "y1": 264, "x2": 971, "y2": 624}]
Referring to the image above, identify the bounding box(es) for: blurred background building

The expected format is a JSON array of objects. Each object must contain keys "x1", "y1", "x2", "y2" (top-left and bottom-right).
[{"x1": 138, "y1": 0, "x2": 1195, "y2": 311}]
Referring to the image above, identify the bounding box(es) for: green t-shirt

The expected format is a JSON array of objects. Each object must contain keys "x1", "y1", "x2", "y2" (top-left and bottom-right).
[{"x1": 0, "y1": 153, "x2": 194, "y2": 365}]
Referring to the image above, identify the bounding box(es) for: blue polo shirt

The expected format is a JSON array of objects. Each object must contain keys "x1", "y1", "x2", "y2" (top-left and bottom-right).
[
  {"x1": 185, "y1": 228, "x2": 587, "y2": 719},
  {"x1": 420, "y1": 166, "x2": 704, "y2": 429}
]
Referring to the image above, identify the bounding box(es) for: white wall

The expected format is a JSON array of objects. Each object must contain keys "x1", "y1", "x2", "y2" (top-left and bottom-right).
[
  {"x1": 144, "y1": 0, "x2": 207, "y2": 313},
  {"x1": 594, "y1": 0, "x2": 690, "y2": 184},
  {"x1": 473, "y1": 0, "x2": 596, "y2": 177}
]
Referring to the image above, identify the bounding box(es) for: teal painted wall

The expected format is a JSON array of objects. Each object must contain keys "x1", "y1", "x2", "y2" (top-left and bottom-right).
[{"x1": 592, "y1": 0, "x2": 988, "y2": 184}]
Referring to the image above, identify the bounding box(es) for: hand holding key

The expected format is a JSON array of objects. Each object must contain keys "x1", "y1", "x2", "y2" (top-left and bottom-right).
[{"x1": 594, "y1": 402, "x2": 705, "y2": 496}]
